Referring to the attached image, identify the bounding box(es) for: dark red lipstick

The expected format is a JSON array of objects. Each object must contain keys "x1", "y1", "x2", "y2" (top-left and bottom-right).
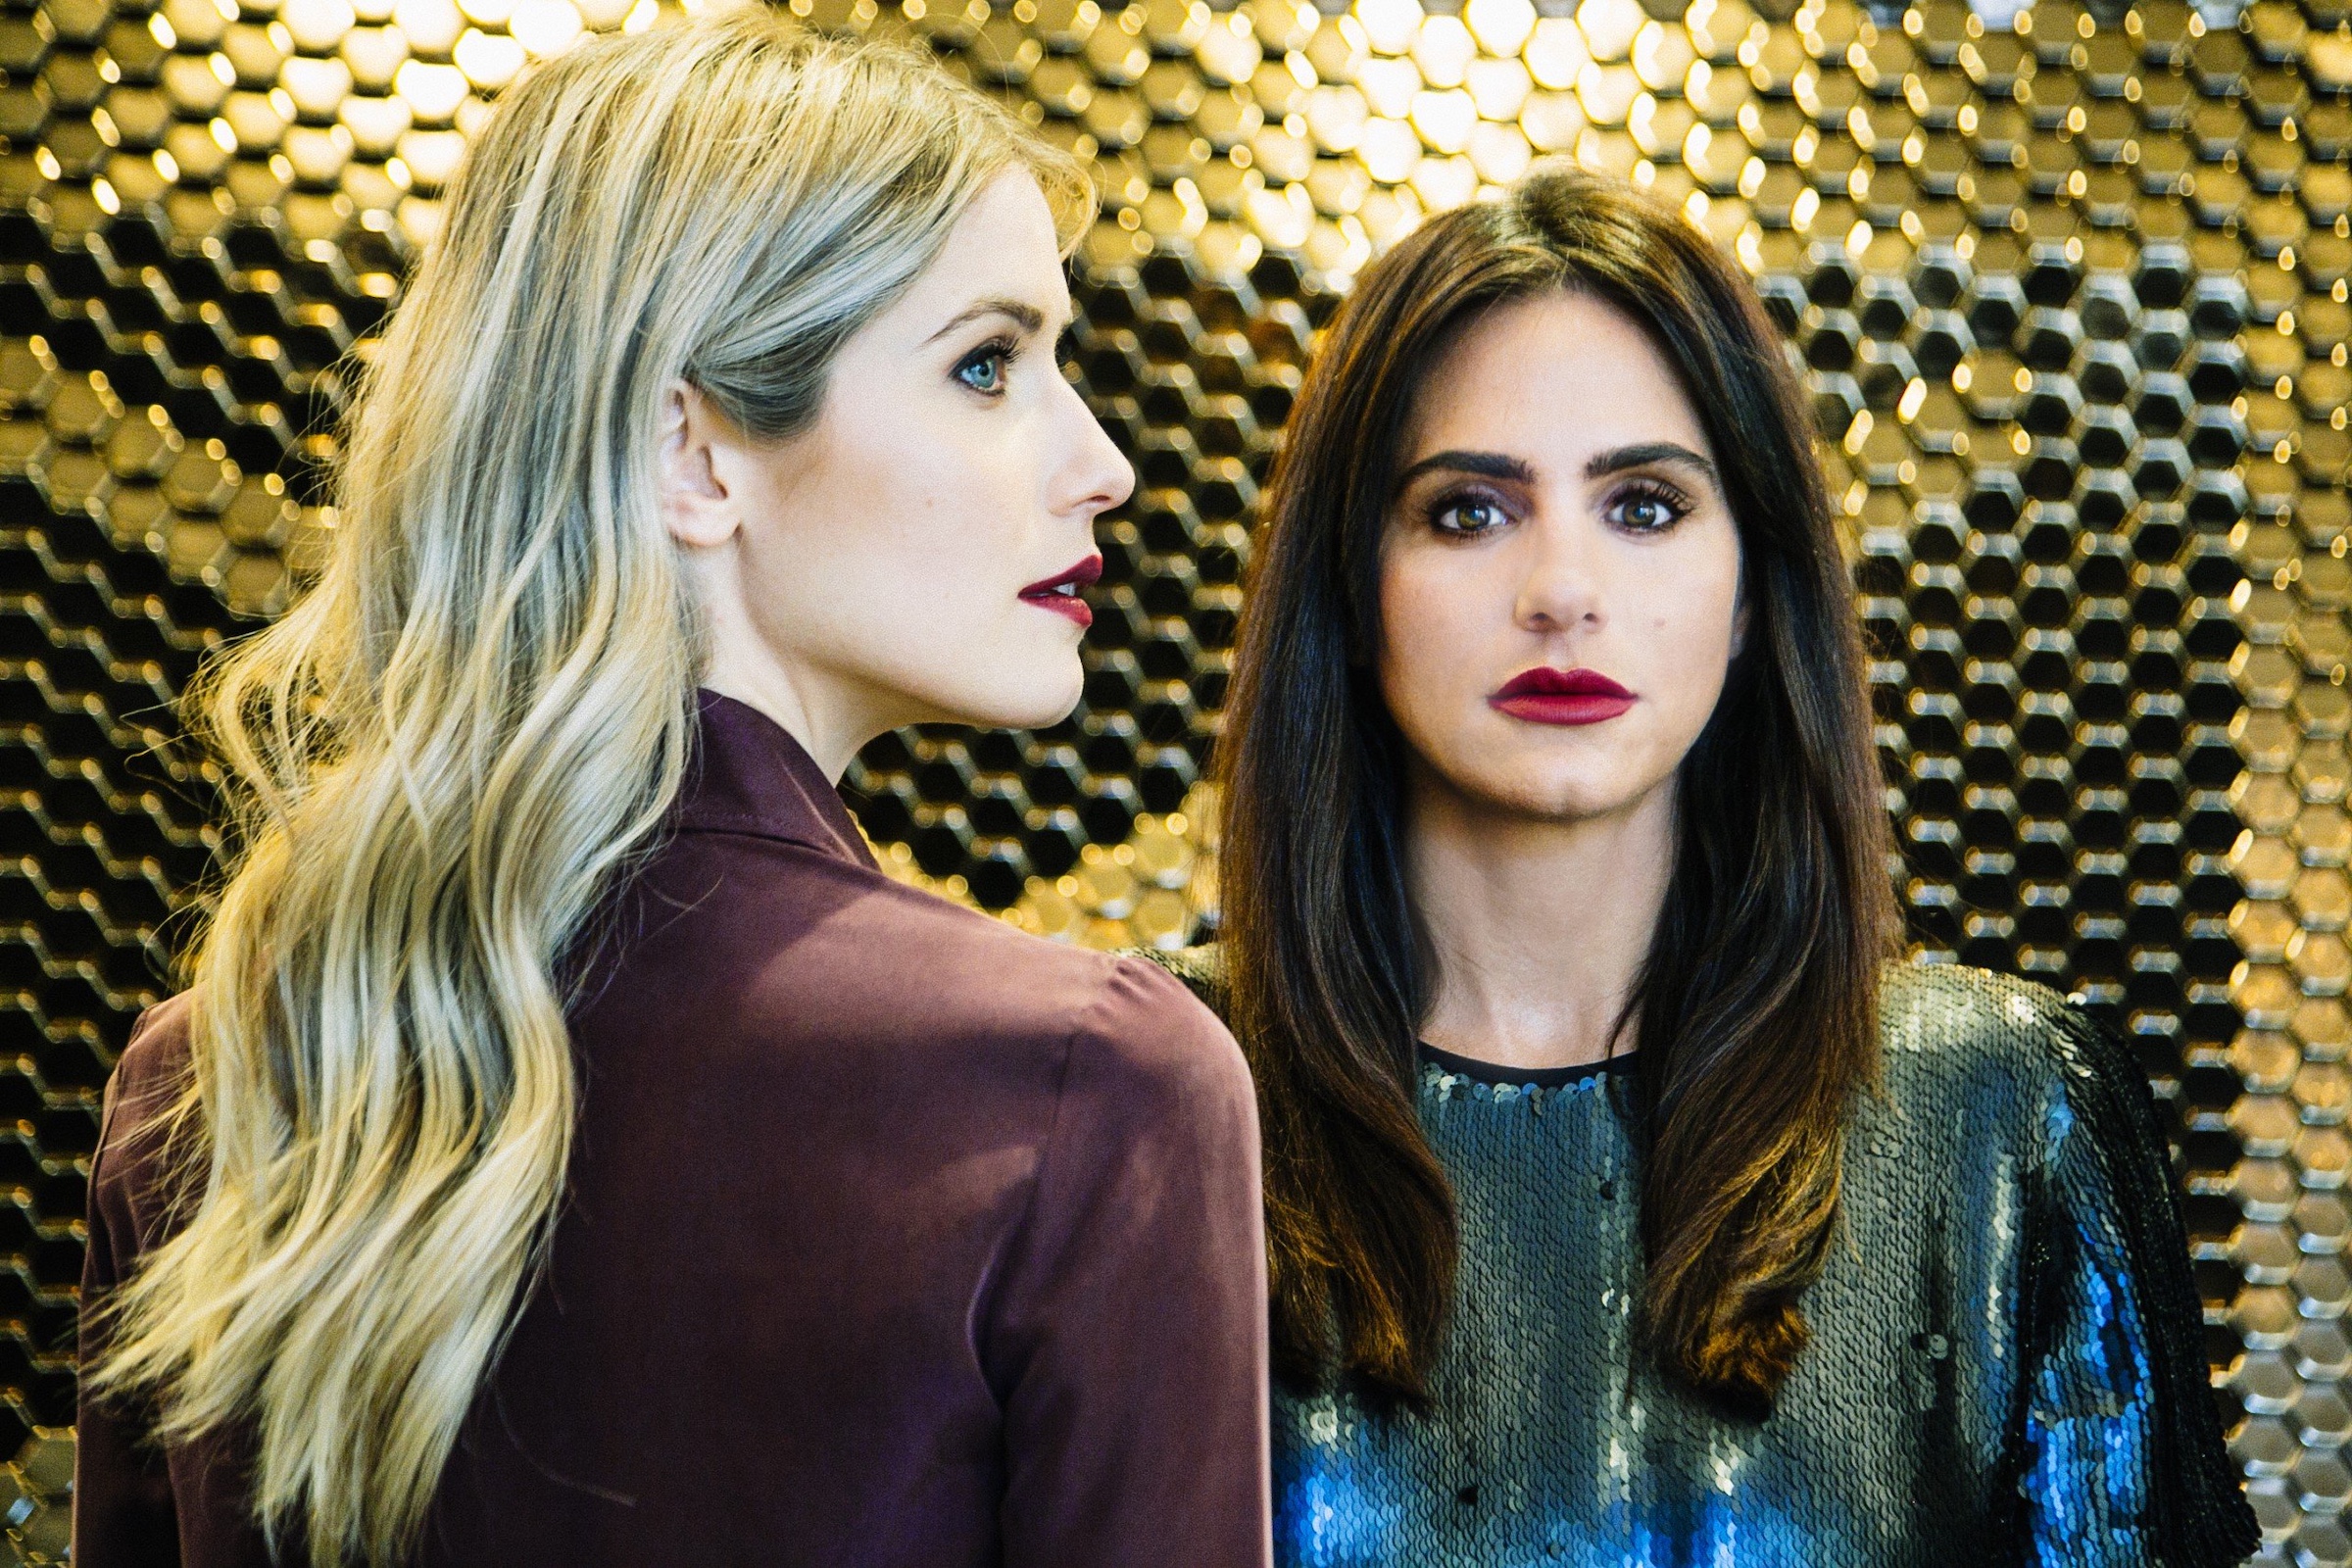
[
  {"x1": 1489, "y1": 666, "x2": 1635, "y2": 726},
  {"x1": 1017, "y1": 555, "x2": 1101, "y2": 629}
]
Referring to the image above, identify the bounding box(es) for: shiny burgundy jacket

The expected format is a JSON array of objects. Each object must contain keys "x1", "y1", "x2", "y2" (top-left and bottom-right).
[{"x1": 76, "y1": 692, "x2": 1272, "y2": 1568}]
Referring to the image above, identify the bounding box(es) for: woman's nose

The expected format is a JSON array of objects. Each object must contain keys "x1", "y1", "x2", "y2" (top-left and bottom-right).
[
  {"x1": 1054, "y1": 377, "x2": 1136, "y2": 518},
  {"x1": 1513, "y1": 517, "x2": 1605, "y2": 632}
]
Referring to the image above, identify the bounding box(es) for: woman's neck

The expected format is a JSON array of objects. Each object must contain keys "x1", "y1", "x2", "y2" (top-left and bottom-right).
[{"x1": 1405, "y1": 764, "x2": 1677, "y2": 1073}]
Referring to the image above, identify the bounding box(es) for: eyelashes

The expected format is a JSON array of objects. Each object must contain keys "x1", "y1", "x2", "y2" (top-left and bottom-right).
[
  {"x1": 1426, "y1": 487, "x2": 1513, "y2": 535},
  {"x1": 1602, "y1": 476, "x2": 1695, "y2": 533},
  {"x1": 953, "y1": 329, "x2": 1083, "y2": 397},
  {"x1": 1420, "y1": 475, "x2": 1698, "y2": 537},
  {"x1": 953, "y1": 334, "x2": 1020, "y2": 396}
]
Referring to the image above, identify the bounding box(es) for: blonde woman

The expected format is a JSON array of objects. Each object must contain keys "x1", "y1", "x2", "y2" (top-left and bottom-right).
[{"x1": 73, "y1": 10, "x2": 1271, "y2": 1567}]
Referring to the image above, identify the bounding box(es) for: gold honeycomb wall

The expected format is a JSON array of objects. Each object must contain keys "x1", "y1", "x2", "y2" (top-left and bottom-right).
[{"x1": 0, "y1": 0, "x2": 2342, "y2": 1554}]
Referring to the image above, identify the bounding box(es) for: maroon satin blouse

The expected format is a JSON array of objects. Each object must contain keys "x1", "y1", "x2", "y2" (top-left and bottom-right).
[{"x1": 76, "y1": 692, "x2": 1272, "y2": 1568}]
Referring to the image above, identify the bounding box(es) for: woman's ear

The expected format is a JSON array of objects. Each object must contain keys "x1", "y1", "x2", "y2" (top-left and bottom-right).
[{"x1": 660, "y1": 381, "x2": 738, "y2": 550}]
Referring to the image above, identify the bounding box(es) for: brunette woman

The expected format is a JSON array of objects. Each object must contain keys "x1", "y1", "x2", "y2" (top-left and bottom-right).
[
  {"x1": 1165, "y1": 170, "x2": 2253, "y2": 1565},
  {"x1": 75, "y1": 12, "x2": 1268, "y2": 1566}
]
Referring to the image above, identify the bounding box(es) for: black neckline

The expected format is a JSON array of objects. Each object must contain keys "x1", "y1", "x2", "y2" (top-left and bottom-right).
[{"x1": 1417, "y1": 1042, "x2": 1635, "y2": 1091}]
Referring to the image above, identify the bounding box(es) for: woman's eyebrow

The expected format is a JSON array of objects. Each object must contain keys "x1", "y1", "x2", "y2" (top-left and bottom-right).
[
  {"x1": 1585, "y1": 441, "x2": 1717, "y2": 482},
  {"x1": 1395, "y1": 449, "x2": 1538, "y2": 486},
  {"x1": 923, "y1": 297, "x2": 1047, "y2": 344}
]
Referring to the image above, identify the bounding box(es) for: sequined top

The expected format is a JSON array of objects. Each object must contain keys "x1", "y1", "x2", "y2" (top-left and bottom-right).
[{"x1": 1150, "y1": 953, "x2": 2255, "y2": 1568}]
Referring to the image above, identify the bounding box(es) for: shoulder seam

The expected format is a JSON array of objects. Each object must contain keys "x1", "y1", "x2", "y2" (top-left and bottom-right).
[{"x1": 991, "y1": 959, "x2": 1101, "y2": 1325}]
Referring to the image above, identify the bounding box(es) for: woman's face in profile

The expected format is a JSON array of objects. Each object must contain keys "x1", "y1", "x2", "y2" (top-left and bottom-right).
[
  {"x1": 685, "y1": 170, "x2": 1136, "y2": 738},
  {"x1": 1376, "y1": 289, "x2": 1745, "y2": 825}
]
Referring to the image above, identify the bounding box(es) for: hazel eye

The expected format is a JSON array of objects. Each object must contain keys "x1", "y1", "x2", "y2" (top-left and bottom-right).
[
  {"x1": 1607, "y1": 488, "x2": 1688, "y2": 532},
  {"x1": 1434, "y1": 498, "x2": 1510, "y2": 535}
]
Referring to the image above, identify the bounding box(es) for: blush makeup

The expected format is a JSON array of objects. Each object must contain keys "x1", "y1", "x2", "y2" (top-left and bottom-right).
[
  {"x1": 1017, "y1": 555, "x2": 1102, "y2": 629},
  {"x1": 1489, "y1": 666, "x2": 1636, "y2": 726}
]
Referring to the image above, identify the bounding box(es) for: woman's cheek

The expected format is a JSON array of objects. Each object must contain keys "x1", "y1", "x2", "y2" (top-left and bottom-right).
[{"x1": 1380, "y1": 569, "x2": 1457, "y2": 718}]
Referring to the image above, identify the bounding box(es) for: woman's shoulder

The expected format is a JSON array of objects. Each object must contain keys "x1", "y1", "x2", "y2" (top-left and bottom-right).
[
  {"x1": 841, "y1": 905, "x2": 1250, "y2": 1113},
  {"x1": 636, "y1": 842, "x2": 1247, "y2": 1096},
  {"x1": 1873, "y1": 960, "x2": 2150, "y2": 1156},
  {"x1": 1879, "y1": 959, "x2": 2080, "y2": 1060},
  {"x1": 88, "y1": 990, "x2": 201, "y2": 1256},
  {"x1": 1078, "y1": 940, "x2": 1249, "y2": 1099},
  {"x1": 104, "y1": 992, "x2": 196, "y2": 1141},
  {"x1": 1067, "y1": 946, "x2": 1250, "y2": 1106},
  {"x1": 1128, "y1": 942, "x2": 1226, "y2": 1012}
]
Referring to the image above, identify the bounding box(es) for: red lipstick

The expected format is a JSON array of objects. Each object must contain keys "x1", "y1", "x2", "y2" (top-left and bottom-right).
[
  {"x1": 1018, "y1": 555, "x2": 1101, "y2": 629},
  {"x1": 1489, "y1": 666, "x2": 1635, "y2": 726}
]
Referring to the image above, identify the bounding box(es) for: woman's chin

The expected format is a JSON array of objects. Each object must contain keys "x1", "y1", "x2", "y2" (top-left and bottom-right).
[
  {"x1": 1423, "y1": 759, "x2": 1663, "y2": 826},
  {"x1": 947, "y1": 662, "x2": 1085, "y2": 733}
]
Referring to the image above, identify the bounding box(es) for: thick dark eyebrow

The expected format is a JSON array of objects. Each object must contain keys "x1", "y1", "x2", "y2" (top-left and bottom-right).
[
  {"x1": 1586, "y1": 441, "x2": 1717, "y2": 483},
  {"x1": 1396, "y1": 443, "x2": 1718, "y2": 492},
  {"x1": 1395, "y1": 449, "x2": 1538, "y2": 487},
  {"x1": 923, "y1": 297, "x2": 1049, "y2": 345}
]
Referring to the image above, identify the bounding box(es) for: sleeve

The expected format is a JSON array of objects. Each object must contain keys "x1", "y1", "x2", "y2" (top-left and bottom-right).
[
  {"x1": 2008, "y1": 1005, "x2": 2258, "y2": 1568},
  {"x1": 987, "y1": 956, "x2": 1272, "y2": 1568},
  {"x1": 74, "y1": 1011, "x2": 187, "y2": 1568}
]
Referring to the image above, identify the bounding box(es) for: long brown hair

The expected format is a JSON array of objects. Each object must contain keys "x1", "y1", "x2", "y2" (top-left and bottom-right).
[{"x1": 1217, "y1": 170, "x2": 1898, "y2": 1419}]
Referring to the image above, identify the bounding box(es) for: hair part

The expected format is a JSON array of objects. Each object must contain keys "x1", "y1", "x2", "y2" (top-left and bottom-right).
[
  {"x1": 1217, "y1": 167, "x2": 1896, "y2": 1417},
  {"x1": 86, "y1": 12, "x2": 1089, "y2": 1565}
]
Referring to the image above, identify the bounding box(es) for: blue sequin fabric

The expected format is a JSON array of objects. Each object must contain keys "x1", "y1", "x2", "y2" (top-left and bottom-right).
[{"x1": 1147, "y1": 954, "x2": 2256, "y2": 1568}]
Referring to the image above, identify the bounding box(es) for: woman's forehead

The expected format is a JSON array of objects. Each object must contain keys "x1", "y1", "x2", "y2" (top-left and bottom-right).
[{"x1": 1401, "y1": 293, "x2": 1715, "y2": 475}]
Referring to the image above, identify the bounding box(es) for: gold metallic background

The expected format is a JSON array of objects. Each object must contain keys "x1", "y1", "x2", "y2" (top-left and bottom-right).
[{"x1": 0, "y1": 0, "x2": 2343, "y2": 1556}]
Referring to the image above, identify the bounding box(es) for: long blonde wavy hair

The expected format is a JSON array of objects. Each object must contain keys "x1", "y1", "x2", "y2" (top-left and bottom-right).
[{"x1": 86, "y1": 11, "x2": 1089, "y2": 1564}]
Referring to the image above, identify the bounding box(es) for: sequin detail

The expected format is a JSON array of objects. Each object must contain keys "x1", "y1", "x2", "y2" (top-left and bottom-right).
[{"x1": 1147, "y1": 953, "x2": 2256, "y2": 1568}]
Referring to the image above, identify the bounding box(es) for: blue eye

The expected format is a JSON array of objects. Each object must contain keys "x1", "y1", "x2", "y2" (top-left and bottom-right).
[{"x1": 956, "y1": 344, "x2": 1012, "y2": 396}]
